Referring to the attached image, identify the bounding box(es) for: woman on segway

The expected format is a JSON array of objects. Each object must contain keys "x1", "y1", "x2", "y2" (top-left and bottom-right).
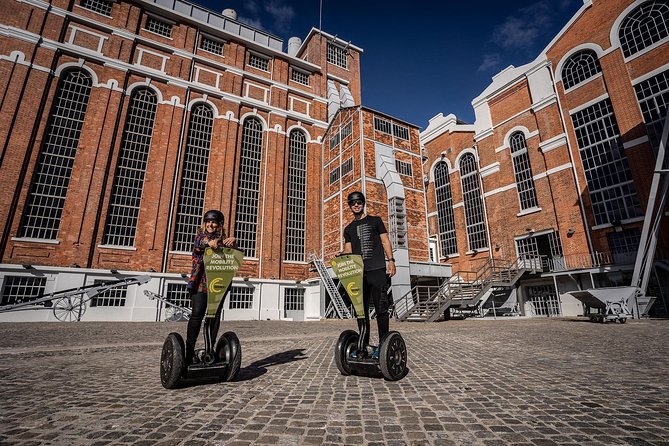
[{"x1": 185, "y1": 209, "x2": 236, "y2": 365}]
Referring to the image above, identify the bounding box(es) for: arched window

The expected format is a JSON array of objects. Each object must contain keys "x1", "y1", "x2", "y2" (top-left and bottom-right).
[
  {"x1": 434, "y1": 162, "x2": 457, "y2": 257},
  {"x1": 234, "y1": 117, "x2": 263, "y2": 257},
  {"x1": 509, "y1": 132, "x2": 539, "y2": 211},
  {"x1": 285, "y1": 130, "x2": 307, "y2": 261},
  {"x1": 561, "y1": 50, "x2": 602, "y2": 90},
  {"x1": 619, "y1": 0, "x2": 669, "y2": 57},
  {"x1": 19, "y1": 70, "x2": 93, "y2": 240},
  {"x1": 103, "y1": 87, "x2": 158, "y2": 246},
  {"x1": 460, "y1": 153, "x2": 488, "y2": 251},
  {"x1": 172, "y1": 103, "x2": 214, "y2": 252}
]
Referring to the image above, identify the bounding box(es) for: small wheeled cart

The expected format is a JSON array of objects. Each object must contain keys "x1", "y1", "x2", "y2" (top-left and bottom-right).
[
  {"x1": 330, "y1": 254, "x2": 408, "y2": 381},
  {"x1": 569, "y1": 287, "x2": 635, "y2": 324},
  {"x1": 160, "y1": 247, "x2": 244, "y2": 389}
]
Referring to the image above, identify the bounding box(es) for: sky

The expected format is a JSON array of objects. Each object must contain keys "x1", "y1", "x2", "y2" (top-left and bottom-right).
[{"x1": 196, "y1": 0, "x2": 583, "y2": 128}]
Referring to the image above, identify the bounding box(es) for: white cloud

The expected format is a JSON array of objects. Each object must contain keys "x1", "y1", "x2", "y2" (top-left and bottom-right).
[
  {"x1": 491, "y1": 1, "x2": 555, "y2": 50},
  {"x1": 478, "y1": 53, "x2": 502, "y2": 72},
  {"x1": 264, "y1": 0, "x2": 295, "y2": 34}
]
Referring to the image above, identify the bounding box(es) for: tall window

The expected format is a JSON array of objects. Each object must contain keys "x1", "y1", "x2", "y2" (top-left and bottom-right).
[
  {"x1": 234, "y1": 117, "x2": 263, "y2": 257},
  {"x1": 619, "y1": 0, "x2": 669, "y2": 57},
  {"x1": 19, "y1": 70, "x2": 92, "y2": 240},
  {"x1": 434, "y1": 162, "x2": 457, "y2": 256},
  {"x1": 561, "y1": 50, "x2": 602, "y2": 90},
  {"x1": 635, "y1": 68, "x2": 669, "y2": 154},
  {"x1": 571, "y1": 99, "x2": 643, "y2": 225},
  {"x1": 102, "y1": 88, "x2": 158, "y2": 246},
  {"x1": 509, "y1": 132, "x2": 538, "y2": 210},
  {"x1": 327, "y1": 43, "x2": 347, "y2": 68},
  {"x1": 460, "y1": 153, "x2": 488, "y2": 251},
  {"x1": 172, "y1": 103, "x2": 214, "y2": 252},
  {"x1": 285, "y1": 130, "x2": 307, "y2": 261}
]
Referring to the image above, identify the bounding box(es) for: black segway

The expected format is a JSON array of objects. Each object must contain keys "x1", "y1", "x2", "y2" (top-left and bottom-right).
[
  {"x1": 330, "y1": 254, "x2": 408, "y2": 381},
  {"x1": 160, "y1": 247, "x2": 244, "y2": 389}
]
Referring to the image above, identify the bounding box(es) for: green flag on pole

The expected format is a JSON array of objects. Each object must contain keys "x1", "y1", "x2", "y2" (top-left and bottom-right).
[
  {"x1": 331, "y1": 254, "x2": 365, "y2": 319},
  {"x1": 203, "y1": 247, "x2": 244, "y2": 318}
]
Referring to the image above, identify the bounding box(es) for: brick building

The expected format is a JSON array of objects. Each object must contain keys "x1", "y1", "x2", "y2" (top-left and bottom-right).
[
  {"x1": 0, "y1": 0, "x2": 377, "y2": 321},
  {"x1": 421, "y1": 0, "x2": 669, "y2": 318}
]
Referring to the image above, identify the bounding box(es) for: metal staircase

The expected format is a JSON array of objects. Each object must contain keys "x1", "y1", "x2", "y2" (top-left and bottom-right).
[
  {"x1": 396, "y1": 256, "x2": 542, "y2": 322},
  {"x1": 309, "y1": 253, "x2": 352, "y2": 319}
]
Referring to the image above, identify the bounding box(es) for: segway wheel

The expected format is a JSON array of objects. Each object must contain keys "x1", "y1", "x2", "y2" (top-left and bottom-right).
[
  {"x1": 334, "y1": 330, "x2": 358, "y2": 376},
  {"x1": 161, "y1": 333, "x2": 186, "y2": 389},
  {"x1": 216, "y1": 332, "x2": 242, "y2": 382},
  {"x1": 379, "y1": 331, "x2": 408, "y2": 381}
]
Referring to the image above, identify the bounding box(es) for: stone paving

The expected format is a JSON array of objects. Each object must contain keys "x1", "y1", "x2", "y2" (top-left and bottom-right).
[{"x1": 0, "y1": 317, "x2": 668, "y2": 445}]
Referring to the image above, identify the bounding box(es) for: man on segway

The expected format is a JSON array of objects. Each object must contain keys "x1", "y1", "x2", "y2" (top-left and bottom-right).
[{"x1": 342, "y1": 191, "x2": 396, "y2": 359}]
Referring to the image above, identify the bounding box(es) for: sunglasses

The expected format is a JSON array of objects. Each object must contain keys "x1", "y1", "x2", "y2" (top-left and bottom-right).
[{"x1": 349, "y1": 200, "x2": 364, "y2": 206}]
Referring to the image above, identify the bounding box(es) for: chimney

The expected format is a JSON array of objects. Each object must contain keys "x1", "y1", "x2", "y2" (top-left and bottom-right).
[
  {"x1": 222, "y1": 8, "x2": 237, "y2": 20},
  {"x1": 288, "y1": 37, "x2": 302, "y2": 56}
]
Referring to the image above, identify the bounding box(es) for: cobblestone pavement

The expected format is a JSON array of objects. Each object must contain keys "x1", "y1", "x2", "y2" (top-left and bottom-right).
[{"x1": 0, "y1": 318, "x2": 668, "y2": 445}]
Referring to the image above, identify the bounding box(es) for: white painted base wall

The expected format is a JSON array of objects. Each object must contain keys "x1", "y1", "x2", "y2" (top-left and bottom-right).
[{"x1": 0, "y1": 265, "x2": 323, "y2": 323}]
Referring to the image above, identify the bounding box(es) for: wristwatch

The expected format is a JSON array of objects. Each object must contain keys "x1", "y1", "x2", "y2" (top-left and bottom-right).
[{"x1": 387, "y1": 258, "x2": 395, "y2": 262}]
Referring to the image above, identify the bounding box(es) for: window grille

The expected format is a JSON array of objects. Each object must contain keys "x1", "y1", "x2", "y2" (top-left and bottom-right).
[
  {"x1": 200, "y1": 36, "x2": 223, "y2": 55},
  {"x1": 329, "y1": 166, "x2": 340, "y2": 185},
  {"x1": 329, "y1": 131, "x2": 340, "y2": 150},
  {"x1": 0, "y1": 276, "x2": 46, "y2": 306},
  {"x1": 172, "y1": 104, "x2": 214, "y2": 252},
  {"x1": 571, "y1": 99, "x2": 642, "y2": 225},
  {"x1": 340, "y1": 121, "x2": 352, "y2": 141},
  {"x1": 460, "y1": 153, "x2": 488, "y2": 251},
  {"x1": 19, "y1": 70, "x2": 92, "y2": 240},
  {"x1": 341, "y1": 157, "x2": 353, "y2": 176},
  {"x1": 291, "y1": 68, "x2": 309, "y2": 85},
  {"x1": 395, "y1": 159, "x2": 412, "y2": 177},
  {"x1": 284, "y1": 288, "x2": 304, "y2": 311},
  {"x1": 229, "y1": 286, "x2": 254, "y2": 309},
  {"x1": 166, "y1": 283, "x2": 191, "y2": 309},
  {"x1": 234, "y1": 117, "x2": 263, "y2": 257},
  {"x1": 285, "y1": 130, "x2": 307, "y2": 262},
  {"x1": 619, "y1": 0, "x2": 669, "y2": 58},
  {"x1": 145, "y1": 16, "x2": 172, "y2": 38},
  {"x1": 516, "y1": 236, "x2": 539, "y2": 257},
  {"x1": 434, "y1": 162, "x2": 457, "y2": 256},
  {"x1": 392, "y1": 123, "x2": 410, "y2": 140},
  {"x1": 90, "y1": 280, "x2": 126, "y2": 307},
  {"x1": 509, "y1": 132, "x2": 539, "y2": 210},
  {"x1": 102, "y1": 88, "x2": 158, "y2": 246},
  {"x1": 561, "y1": 50, "x2": 602, "y2": 90},
  {"x1": 327, "y1": 42, "x2": 347, "y2": 68},
  {"x1": 80, "y1": 0, "x2": 112, "y2": 16},
  {"x1": 374, "y1": 116, "x2": 391, "y2": 134},
  {"x1": 608, "y1": 229, "x2": 641, "y2": 264},
  {"x1": 634, "y1": 68, "x2": 669, "y2": 155},
  {"x1": 248, "y1": 53, "x2": 269, "y2": 71}
]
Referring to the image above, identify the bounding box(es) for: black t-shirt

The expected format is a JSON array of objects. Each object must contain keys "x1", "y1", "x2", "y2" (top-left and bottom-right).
[{"x1": 344, "y1": 215, "x2": 388, "y2": 271}]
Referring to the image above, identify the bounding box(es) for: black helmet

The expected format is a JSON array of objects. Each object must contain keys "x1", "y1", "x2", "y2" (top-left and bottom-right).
[
  {"x1": 203, "y1": 209, "x2": 224, "y2": 223},
  {"x1": 347, "y1": 191, "x2": 366, "y2": 204}
]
